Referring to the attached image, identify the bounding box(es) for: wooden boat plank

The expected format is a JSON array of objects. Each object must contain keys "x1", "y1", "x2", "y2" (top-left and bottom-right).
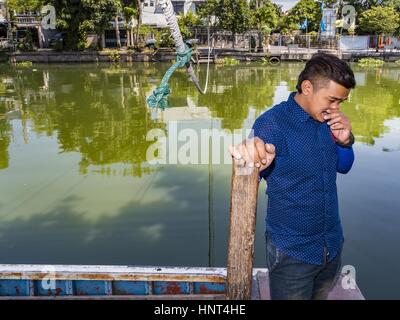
[{"x1": 0, "y1": 265, "x2": 364, "y2": 300}]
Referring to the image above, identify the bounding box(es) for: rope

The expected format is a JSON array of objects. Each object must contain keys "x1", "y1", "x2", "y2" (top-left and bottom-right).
[
  {"x1": 147, "y1": 0, "x2": 211, "y2": 109},
  {"x1": 147, "y1": 45, "x2": 192, "y2": 110}
]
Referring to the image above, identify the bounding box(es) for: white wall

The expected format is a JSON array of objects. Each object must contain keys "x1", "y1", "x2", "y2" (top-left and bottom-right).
[{"x1": 339, "y1": 36, "x2": 369, "y2": 50}]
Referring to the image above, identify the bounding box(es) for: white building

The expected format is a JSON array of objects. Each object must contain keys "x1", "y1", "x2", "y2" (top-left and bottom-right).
[
  {"x1": 0, "y1": 0, "x2": 6, "y2": 23},
  {"x1": 0, "y1": 0, "x2": 7, "y2": 39},
  {"x1": 141, "y1": 0, "x2": 205, "y2": 28}
]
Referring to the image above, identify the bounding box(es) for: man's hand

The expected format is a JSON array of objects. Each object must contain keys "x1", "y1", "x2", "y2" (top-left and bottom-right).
[
  {"x1": 229, "y1": 137, "x2": 276, "y2": 171},
  {"x1": 324, "y1": 109, "x2": 352, "y2": 145}
]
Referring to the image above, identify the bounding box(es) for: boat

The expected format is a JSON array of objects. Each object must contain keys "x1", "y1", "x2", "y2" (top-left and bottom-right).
[{"x1": 0, "y1": 264, "x2": 364, "y2": 300}]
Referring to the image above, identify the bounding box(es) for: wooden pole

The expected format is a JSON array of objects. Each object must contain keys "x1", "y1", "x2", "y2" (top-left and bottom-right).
[{"x1": 226, "y1": 161, "x2": 260, "y2": 300}]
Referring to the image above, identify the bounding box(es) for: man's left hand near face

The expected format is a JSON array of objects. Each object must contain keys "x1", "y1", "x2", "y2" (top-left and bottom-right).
[{"x1": 323, "y1": 109, "x2": 352, "y2": 145}]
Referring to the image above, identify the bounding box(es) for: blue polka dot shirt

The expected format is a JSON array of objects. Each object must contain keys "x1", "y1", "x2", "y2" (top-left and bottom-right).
[{"x1": 252, "y1": 92, "x2": 355, "y2": 265}]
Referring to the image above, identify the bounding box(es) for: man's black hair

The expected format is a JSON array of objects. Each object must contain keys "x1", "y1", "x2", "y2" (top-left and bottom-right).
[{"x1": 296, "y1": 53, "x2": 356, "y2": 93}]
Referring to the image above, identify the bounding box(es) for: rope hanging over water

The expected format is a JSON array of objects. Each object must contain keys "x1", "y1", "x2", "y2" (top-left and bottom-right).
[
  {"x1": 147, "y1": 45, "x2": 193, "y2": 110},
  {"x1": 147, "y1": 0, "x2": 210, "y2": 110}
]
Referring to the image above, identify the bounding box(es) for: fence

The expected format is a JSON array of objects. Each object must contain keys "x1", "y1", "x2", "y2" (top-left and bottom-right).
[
  {"x1": 189, "y1": 28, "x2": 400, "y2": 52},
  {"x1": 190, "y1": 28, "x2": 339, "y2": 51}
]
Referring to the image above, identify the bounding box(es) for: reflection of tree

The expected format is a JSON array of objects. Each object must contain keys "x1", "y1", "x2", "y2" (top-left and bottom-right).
[
  {"x1": 0, "y1": 120, "x2": 11, "y2": 170},
  {"x1": 1, "y1": 62, "x2": 400, "y2": 176},
  {"x1": 196, "y1": 65, "x2": 282, "y2": 130},
  {"x1": 9, "y1": 64, "x2": 167, "y2": 177},
  {"x1": 0, "y1": 65, "x2": 14, "y2": 170},
  {"x1": 342, "y1": 69, "x2": 400, "y2": 145}
]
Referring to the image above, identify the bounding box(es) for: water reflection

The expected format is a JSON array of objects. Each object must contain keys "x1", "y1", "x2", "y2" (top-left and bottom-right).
[
  {"x1": 0, "y1": 62, "x2": 399, "y2": 299},
  {"x1": 1, "y1": 63, "x2": 400, "y2": 174}
]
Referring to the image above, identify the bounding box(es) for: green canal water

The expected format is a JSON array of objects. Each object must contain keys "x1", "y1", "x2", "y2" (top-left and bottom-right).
[{"x1": 0, "y1": 62, "x2": 399, "y2": 299}]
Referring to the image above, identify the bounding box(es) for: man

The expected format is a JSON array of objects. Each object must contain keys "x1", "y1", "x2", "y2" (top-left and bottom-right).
[{"x1": 229, "y1": 53, "x2": 356, "y2": 300}]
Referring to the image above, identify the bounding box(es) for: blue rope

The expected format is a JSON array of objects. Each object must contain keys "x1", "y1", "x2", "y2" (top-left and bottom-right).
[{"x1": 147, "y1": 45, "x2": 193, "y2": 110}]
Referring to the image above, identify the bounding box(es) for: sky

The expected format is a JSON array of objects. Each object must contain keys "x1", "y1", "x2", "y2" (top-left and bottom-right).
[{"x1": 273, "y1": 0, "x2": 298, "y2": 11}]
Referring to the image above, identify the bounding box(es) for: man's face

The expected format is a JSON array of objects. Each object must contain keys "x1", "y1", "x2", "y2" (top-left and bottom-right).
[{"x1": 305, "y1": 80, "x2": 350, "y2": 123}]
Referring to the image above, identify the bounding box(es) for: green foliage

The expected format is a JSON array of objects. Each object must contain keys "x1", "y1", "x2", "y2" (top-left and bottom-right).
[
  {"x1": 178, "y1": 12, "x2": 202, "y2": 39},
  {"x1": 219, "y1": 0, "x2": 251, "y2": 35},
  {"x1": 52, "y1": 0, "x2": 120, "y2": 51},
  {"x1": 357, "y1": 57, "x2": 385, "y2": 66},
  {"x1": 104, "y1": 49, "x2": 121, "y2": 62},
  {"x1": 15, "y1": 29, "x2": 35, "y2": 52},
  {"x1": 7, "y1": 0, "x2": 45, "y2": 13},
  {"x1": 249, "y1": 0, "x2": 279, "y2": 33},
  {"x1": 0, "y1": 83, "x2": 5, "y2": 95},
  {"x1": 358, "y1": 6, "x2": 400, "y2": 34},
  {"x1": 123, "y1": 6, "x2": 138, "y2": 20},
  {"x1": 159, "y1": 28, "x2": 175, "y2": 48},
  {"x1": 198, "y1": 0, "x2": 251, "y2": 36},
  {"x1": 136, "y1": 25, "x2": 154, "y2": 48},
  {"x1": 16, "y1": 61, "x2": 33, "y2": 68},
  {"x1": 283, "y1": 0, "x2": 322, "y2": 33},
  {"x1": 215, "y1": 57, "x2": 240, "y2": 65}
]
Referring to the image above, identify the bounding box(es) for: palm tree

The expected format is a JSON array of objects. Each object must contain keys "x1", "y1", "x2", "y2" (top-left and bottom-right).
[
  {"x1": 121, "y1": 3, "x2": 138, "y2": 48},
  {"x1": 133, "y1": 0, "x2": 142, "y2": 48}
]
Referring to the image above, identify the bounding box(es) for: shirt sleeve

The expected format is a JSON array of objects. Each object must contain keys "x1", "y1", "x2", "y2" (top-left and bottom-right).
[
  {"x1": 336, "y1": 145, "x2": 355, "y2": 174},
  {"x1": 251, "y1": 114, "x2": 281, "y2": 180}
]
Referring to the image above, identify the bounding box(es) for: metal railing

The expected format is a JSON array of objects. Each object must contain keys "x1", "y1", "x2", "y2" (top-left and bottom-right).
[{"x1": 14, "y1": 15, "x2": 40, "y2": 26}]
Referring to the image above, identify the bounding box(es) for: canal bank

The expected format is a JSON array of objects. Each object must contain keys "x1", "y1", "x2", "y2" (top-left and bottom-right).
[{"x1": 6, "y1": 48, "x2": 400, "y2": 65}]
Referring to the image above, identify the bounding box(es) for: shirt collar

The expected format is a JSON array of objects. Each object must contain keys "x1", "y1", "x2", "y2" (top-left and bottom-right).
[{"x1": 288, "y1": 92, "x2": 312, "y2": 123}]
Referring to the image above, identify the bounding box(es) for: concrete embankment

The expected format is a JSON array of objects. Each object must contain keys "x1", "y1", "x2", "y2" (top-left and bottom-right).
[{"x1": 5, "y1": 48, "x2": 400, "y2": 64}]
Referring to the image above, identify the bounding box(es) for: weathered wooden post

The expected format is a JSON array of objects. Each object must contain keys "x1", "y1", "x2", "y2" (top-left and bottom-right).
[{"x1": 226, "y1": 161, "x2": 260, "y2": 300}]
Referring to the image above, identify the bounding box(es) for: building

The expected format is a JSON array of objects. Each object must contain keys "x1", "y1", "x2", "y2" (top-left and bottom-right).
[
  {"x1": 141, "y1": 0, "x2": 205, "y2": 28},
  {"x1": 0, "y1": 0, "x2": 8, "y2": 39},
  {"x1": 0, "y1": 0, "x2": 5, "y2": 21}
]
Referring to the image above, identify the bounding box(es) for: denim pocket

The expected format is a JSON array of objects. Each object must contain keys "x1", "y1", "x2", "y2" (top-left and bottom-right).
[{"x1": 265, "y1": 236, "x2": 281, "y2": 273}]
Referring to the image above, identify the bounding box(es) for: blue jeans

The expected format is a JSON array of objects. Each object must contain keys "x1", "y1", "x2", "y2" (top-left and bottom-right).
[{"x1": 266, "y1": 234, "x2": 342, "y2": 300}]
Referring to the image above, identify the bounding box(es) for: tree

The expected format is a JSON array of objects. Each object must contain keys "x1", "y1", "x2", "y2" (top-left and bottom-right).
[
  {"x1": 383, "y1": 0, "x2": 400, "y2": 13},
  {"x1": 82, "y1": 0, "x2": 121, "y2": 49},
  {"x1": 178, "y1": 11, "x2": 202, "y2": 39},
  {"x1": 249, "y1": 0, "x2": 279, "y2": 51},
  {"x1": 358, "y1": 6, "x2": 400, "y2": 34},
  {"x1": 283, "y1": 0, "x2": 322, "y2": 33},
  {"x1": 6, "y1": 0, "x2": 45, "y2": 13},
  {"x1": 120, "y1": 1, "x2": 138, "y2": 47},
  {"x1": 52, "y1": 0, "x2": 120, "y2": 50},
  {"x1": 198, "y1": 0, "x2": 251, "y2": 48}
]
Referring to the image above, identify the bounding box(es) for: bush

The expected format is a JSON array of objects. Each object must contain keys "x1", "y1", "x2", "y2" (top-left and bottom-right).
[
  {"x1": 159, "y1": 28, "x2": 175, "y2": 48},
  {"x1": 16, "y1": 61, "x2": 33, "y2": 68},
  {"x1": 357, "y1": 58, "x2": 385, "y2": 67},
  {"x1": 215, "y1": 57, "x2": 240, "y2": 66},
  {"x1": 103, "y1": 49, "x2": 121, "y2": 63}
]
